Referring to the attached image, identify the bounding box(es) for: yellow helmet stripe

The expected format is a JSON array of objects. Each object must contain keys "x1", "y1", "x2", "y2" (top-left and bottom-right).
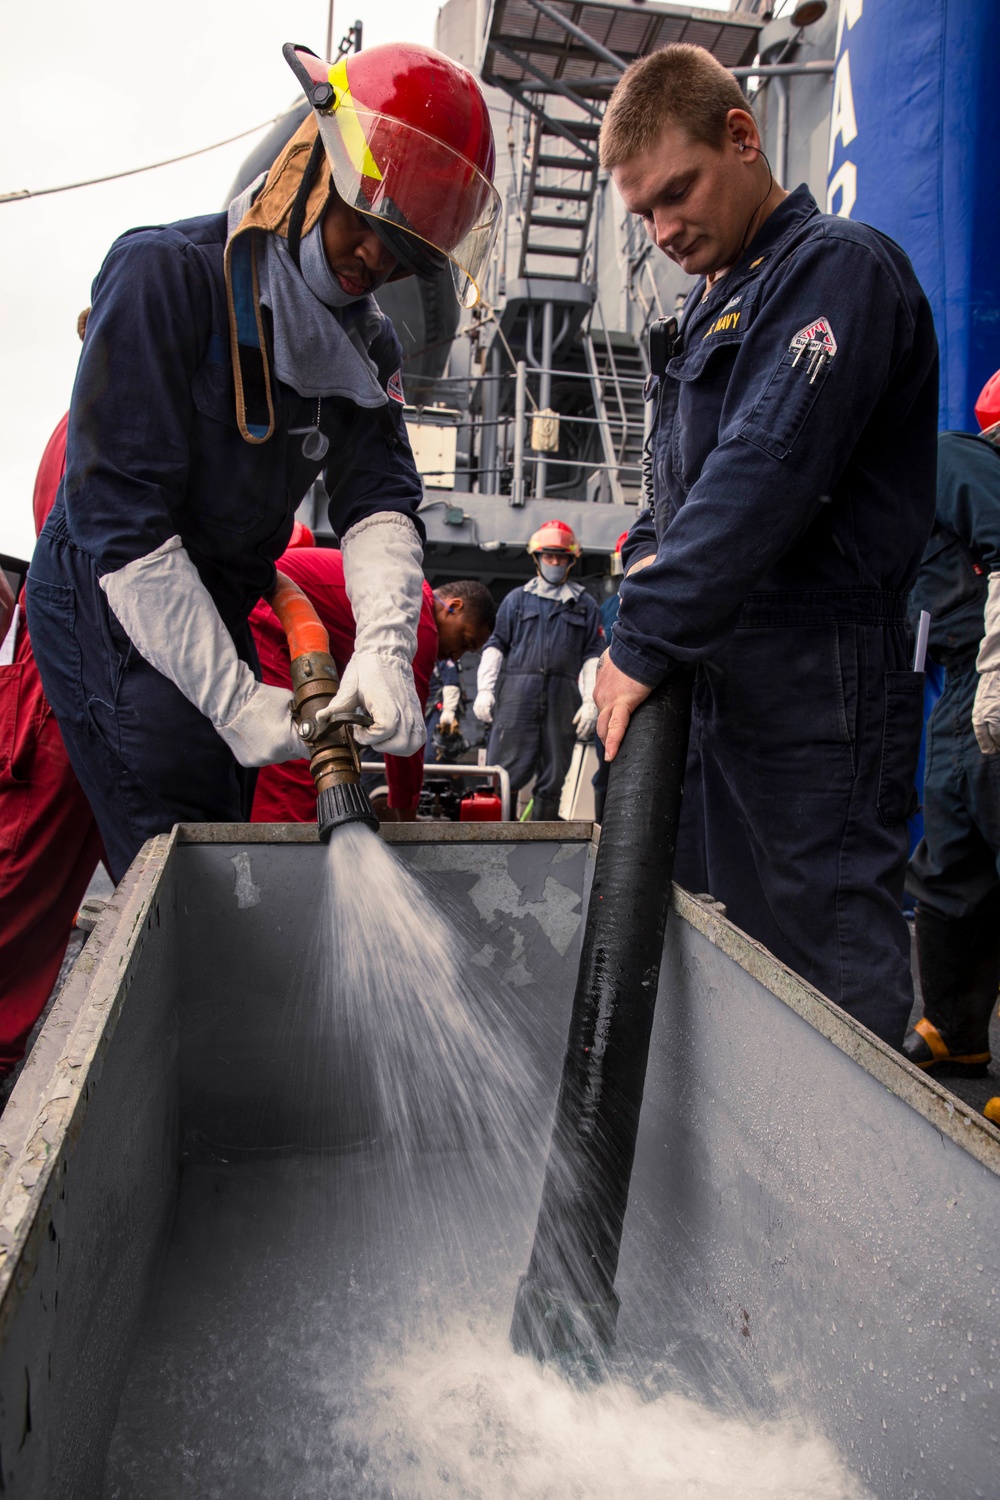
[{"x1": 327, "y1": 57, "x2": 383, "y2": 182}]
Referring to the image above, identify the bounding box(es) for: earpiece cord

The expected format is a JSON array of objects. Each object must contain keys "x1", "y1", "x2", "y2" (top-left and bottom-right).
[{"x1": 739, "y1": 146, "x2": 775, "y2": 257}]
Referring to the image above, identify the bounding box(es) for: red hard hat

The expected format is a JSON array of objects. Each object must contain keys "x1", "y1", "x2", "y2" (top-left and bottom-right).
[
  {"x1": 527, "y1": 519, "x2": 581, "y2": 558},
  {"x1": 284, "y1": 43, "x2": 500, "y2": 308},
  {"x1": 614, "y1": 530, "x2": 629, "y2": 554},
  {"x1": 287, "y1": 520, "x2": 316, "y2": 549},
  {"x1": 975, "y1": 369, "x2": 1000, "y2": 431}
]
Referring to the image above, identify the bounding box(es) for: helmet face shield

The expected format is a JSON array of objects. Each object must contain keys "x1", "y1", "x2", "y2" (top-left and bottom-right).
[
  {"x1": 316, "y1": 103, "x2": 501, "y2": 307},
  {"x1": 284, "y1": 44, "x2": 501, "y2": 308}
]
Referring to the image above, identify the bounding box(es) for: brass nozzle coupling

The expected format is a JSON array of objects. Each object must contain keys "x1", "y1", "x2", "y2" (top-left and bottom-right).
[{"x1": 290, "y1": 650, "x2": 378, "y2": 839}]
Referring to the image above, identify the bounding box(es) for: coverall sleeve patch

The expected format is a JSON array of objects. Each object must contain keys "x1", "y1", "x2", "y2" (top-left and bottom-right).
[
  {"x1": 387, "y1": 368, "x2": 405, "y2": 404},
  {"x1": 790, "y1": 316, "x2": 837, "y2": 358}
]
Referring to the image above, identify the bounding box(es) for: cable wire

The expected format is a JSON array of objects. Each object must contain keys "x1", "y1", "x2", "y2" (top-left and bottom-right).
[{"x1": 0, "y1": 110, "x2": 296, "y2": 205}]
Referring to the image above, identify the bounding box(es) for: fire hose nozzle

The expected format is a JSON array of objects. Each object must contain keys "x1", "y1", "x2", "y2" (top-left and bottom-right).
[
  {"x1": 268, "y1": 572, "x2": 379, "y2": 840},
  {"x1": 297, "y1": 707, "x2": 373, "y2": 744}
]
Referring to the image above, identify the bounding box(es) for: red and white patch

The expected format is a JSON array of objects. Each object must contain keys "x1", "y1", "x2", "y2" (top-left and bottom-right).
[
  {"x1": 790, "y1": 317, "x2": 837, "y2": 356},
  {"x1": 386, "y1": 368, "x2": 405, "y2": 404}
]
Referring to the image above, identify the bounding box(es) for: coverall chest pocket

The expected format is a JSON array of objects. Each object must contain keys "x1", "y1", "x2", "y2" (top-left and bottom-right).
[
  {"x1": 668, "y1": 334, "x2": 744, "y2": 491},
  {"x1": 738, "y1": 347, "x2": 832, "y2": 462},
  {"x1": 191, "y1": 359, "x2": 238, "y2": 426},
  {"x1": 189, "y1": 359, "x2": 268, "y2": 535}
]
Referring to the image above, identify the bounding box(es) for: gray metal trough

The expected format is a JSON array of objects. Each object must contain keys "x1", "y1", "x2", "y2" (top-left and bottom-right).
[{"x1": 0, "y1": 823, "x2": 997, "y2": 1497}]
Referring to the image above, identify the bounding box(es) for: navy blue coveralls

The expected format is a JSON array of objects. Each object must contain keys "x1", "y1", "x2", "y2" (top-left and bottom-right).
[
  {"x1": 486, "y1": 581, "x2": 603, "y2": 820},
  {"x1": 615, "y1": 186, "x2": 938, "y2": 1046},
  {"x1": 26, "y1": 213, "x2": 422, "y2": 881},
  {"x1": 906, "y1": 431, "x2": 1000, "y2": 920}
]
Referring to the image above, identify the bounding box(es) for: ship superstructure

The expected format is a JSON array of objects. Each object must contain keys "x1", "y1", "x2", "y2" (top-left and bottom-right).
[{"x1": 296, "y1": 0, "x2": 839, "y2": 594}]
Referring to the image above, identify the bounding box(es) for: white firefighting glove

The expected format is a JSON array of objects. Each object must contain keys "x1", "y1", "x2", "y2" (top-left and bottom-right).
[
  {"x1": 572, "y1": 656, "x2": 600, "y2": 741},
  {"x1": 973, "y1": 572, "x2": 1000, "y2": 754},
  {"x1": 438, "y1": 683, "x2": 461, "y2": 735},
  {"x1": 101, "y1": 536, "x2": 305, "y2": 767},
  {"x1": 474, "y1": 646, "x2": 503, "y2": 723},
  {"x1": 322, "y1": 513, "x2": 426, "y2": 757}
]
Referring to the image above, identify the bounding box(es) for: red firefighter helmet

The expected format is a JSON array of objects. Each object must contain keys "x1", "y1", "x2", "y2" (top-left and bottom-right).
[
  {"x1": 610, "y1": 528, "x2": 630, "y2": 575},
  {"x1": 975, "y1": 369, "x2": 1000, "y2": 432},
  {"x1": 284, "y1": 42, "x2": 500, "y2": 308},
  {"x1": 527, "y1": 519, "x2": 581, "y2": 558}
]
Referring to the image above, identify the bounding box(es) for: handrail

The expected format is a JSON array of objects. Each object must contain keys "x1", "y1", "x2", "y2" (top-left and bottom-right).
[
  {"x1": 582, "y1": 333, "x2": 625, "y2": 506},
  {"x1": 360, "y1": 761, "x2": 512, "y2": 822}
]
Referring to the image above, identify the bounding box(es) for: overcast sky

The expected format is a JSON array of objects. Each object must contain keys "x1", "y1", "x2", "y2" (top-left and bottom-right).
[{"x1": 0, "y1": 0, "x2": 443, "y2": 561}]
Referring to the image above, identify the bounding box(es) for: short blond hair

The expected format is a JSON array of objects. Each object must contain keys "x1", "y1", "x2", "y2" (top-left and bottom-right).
[{"x1": 599, "y1": 44, "x2": 752, "y2": 169}]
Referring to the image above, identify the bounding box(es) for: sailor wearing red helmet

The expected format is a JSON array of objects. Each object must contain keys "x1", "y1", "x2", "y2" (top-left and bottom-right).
[
  {"x1": 474, "y1": 521, "x2": 604, "y2": 821},
  {"x1": 901, "y1": 371, "x2": 1000, "y2": 1079},
  {"x1": 26, "y1": 41, "x2": 500, "y2": 880}
]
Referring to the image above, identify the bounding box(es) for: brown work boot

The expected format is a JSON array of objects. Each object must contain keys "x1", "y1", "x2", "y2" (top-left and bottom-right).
[{"x1": 902, "y1": 902, "x2": 1000, "y2": 1076}]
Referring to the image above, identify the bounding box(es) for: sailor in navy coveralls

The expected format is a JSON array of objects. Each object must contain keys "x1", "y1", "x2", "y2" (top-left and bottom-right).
[{"x1": 594, "y1": 46, "x2": 938, "y2": 1046}]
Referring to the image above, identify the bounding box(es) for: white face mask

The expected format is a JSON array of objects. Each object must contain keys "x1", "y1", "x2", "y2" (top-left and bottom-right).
[{"x1": 539, "y1": 559, "x2": 570, "y2": 585}]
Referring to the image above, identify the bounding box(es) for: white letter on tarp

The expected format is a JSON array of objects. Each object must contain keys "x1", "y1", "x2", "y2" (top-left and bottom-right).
[
  {"x1": 826, "y1": 161, "x2": 857, "y2": 218},
  {"x1": 835, "y1": 0, "x2": 864, "y2": 56},
  {"x1": 828, "y1": 49, "x2": 859, "y2": 172}
]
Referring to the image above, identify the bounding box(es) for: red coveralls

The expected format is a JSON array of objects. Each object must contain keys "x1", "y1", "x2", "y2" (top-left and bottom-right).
[
  {"x1": 250, "y1": 547, "x2": 439, "y2": 821},
  {"x1": 0, "y1": 416, "x2": 104, "y2": 1076}
]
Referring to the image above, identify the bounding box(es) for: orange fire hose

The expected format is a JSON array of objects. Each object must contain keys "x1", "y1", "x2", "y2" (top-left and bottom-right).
[{"x1": 268, "y1": 570, "x2": 330, "y2": 660}]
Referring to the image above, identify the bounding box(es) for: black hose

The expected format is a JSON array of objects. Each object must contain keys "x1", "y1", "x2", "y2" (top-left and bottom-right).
[{"x1": 510, "y1": 671, "x2": 693, "y2": 1373}]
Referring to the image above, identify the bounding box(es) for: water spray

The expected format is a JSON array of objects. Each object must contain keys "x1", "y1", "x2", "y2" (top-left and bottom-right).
[
  {"x1": 268, "y1": 571, "x2": 378, "y2": 840},
  {"x1": 510, "y1": 673, "x2": 693, "y2": 1376}
]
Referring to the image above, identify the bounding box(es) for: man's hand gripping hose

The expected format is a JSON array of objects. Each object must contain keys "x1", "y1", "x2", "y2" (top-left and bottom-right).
[{"x1": 267, "y1": 571, "x2": 378, "y2": 839}]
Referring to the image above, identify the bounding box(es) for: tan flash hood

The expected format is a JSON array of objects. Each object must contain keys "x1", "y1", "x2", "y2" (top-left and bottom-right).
[{"x1": 223, "y1": 113, "x2": 330, "y2": 444}]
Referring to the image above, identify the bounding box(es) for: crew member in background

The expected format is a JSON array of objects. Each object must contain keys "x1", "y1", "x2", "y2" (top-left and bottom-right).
[
  {"x1": 474, "y1": 521, "x2": 603, "y2": 821},
  {"x1": 26, "y1": 42, "x2": 501, "y2": 882},
  {"x1": 425, "y1": 655, "x2": 468, "y2": 764},
  {"x1": 0, "y1": 401, "x2": 105, "y2": 1092},
  {"x1": 593, "y1": 45, "x2": 938, "y2": 1047},
  {"x1": 250, "y1": 549, "x2": 494, "y2": 821},
  {"x1": 903, "y1": 375, "x2": 1000, "y2": 1077}
]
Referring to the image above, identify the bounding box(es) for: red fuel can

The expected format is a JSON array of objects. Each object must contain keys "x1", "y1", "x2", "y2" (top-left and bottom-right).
[{"x1": 459, "y1": 788, "x2": 502, "y2": 822}]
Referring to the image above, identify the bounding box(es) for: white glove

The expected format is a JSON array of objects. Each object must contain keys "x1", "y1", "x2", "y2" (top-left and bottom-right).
[
  {"x1": 572, "y1": 656, "x2": 600, "y2": 741},
  {"x1": 101, "y1": 535, "x2": 304, "y2": 767},
  {"x1": 321, "y1": 513, "x2": 426, "y2": 757},
  {"x1": 438, "y1": 683, "x2": 461, "y2": 734},
  {"x1": 973, "y1": 571, "x2": 1000, "y2": 754},
  {"x1": 474, "y1": 646, "x2": 503, "y2": 724}
]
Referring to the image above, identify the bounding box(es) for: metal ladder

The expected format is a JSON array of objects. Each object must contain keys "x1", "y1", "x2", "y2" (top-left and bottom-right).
[
  {"x1": 582, "y1": 329, "x2": 647, "y2": 502},
  {"x1": 518, "y1": 117, "x2": 600, "y2": 282}
]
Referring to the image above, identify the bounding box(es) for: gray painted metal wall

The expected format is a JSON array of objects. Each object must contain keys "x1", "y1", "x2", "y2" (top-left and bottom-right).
[
  {"x1": 620, "y1": 890, "x2": 1000, "y2": 1499},
  {"x1": 0, "y1": 825, "x2": 996, "y2": 1496}
]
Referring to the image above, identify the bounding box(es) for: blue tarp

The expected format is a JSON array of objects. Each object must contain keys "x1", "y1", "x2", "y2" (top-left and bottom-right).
[{"x1": 827, "y1": 0, "x2": 1000, "y2": 431}]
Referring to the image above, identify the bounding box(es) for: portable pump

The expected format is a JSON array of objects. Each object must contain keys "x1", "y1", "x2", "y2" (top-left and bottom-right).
[{"x1": 268, "y1": 572, "x2": 378, "y2": 841}]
